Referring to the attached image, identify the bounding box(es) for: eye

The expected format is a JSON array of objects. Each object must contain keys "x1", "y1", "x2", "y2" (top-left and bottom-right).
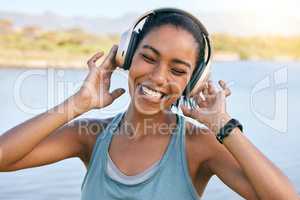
[
  {"x1": 141, "y1": 53, "x2": 156, "y2": 63},
  {"x1": 171, "y1": 68, "x2": 187, "y2": 76}
]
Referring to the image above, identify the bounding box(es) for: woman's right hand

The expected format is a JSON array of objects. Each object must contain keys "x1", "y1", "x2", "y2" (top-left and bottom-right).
[
  {"x1": 73, "y1": 45, "x2": 125, "y2": 112},
  {"x1": 0, "y1": 45, "x2": 125, "y2": 171}
]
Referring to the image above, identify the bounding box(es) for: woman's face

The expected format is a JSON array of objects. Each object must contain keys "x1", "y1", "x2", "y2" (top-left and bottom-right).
[{"x1": 128, "y1": 24, "x2": 198, "y2": 115}]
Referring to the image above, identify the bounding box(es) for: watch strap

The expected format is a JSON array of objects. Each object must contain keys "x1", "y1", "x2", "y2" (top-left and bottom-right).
[{"x1": 216, "y1": 118, "x2": 243, "y2": 144}]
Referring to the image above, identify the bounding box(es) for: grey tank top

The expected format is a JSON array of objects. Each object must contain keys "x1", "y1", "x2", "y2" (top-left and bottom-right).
[{"x1": 81, "y1": 112, "x2": 201, "y2": 200}]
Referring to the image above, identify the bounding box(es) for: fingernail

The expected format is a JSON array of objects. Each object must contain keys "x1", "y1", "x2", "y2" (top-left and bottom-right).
[{"x1": 112, "y1": 45, "x2": 118, "y2": 51}]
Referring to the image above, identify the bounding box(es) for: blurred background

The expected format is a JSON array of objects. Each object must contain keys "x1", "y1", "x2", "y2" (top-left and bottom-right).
[{"x1": 0, "y1": 0, "x2": 299, "y2": 199}]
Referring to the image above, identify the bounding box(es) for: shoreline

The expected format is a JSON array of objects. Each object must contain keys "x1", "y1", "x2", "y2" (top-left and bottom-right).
[{"x1": 0, "y1": 53, "x2": 298, "y2": 69}]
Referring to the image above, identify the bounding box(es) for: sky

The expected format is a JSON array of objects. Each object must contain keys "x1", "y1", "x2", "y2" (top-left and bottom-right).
[{"x1": 1, "y1": 0, "x2": 299, "y2": 18}]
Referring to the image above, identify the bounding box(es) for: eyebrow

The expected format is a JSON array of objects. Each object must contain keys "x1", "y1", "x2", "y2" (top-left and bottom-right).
[
  {"x1": 142, "y1": 45, "x2": 160, "y2": 56},
  {"x1": 172, "y1": 59, "x2": 191, "y2": 69},
  {"x1": 142, "y1": 44, "x2": 192, "y2": 69}
]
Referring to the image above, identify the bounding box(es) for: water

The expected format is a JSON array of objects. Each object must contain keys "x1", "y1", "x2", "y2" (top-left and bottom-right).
[{"x1": 0, "y1": 61, "x2": 299, "y2": 199}]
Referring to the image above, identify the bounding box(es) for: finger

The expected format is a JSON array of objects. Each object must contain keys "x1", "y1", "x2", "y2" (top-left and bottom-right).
[
  {"x1": 207, "y1": 80, "x2": 216, "y2": 95},
  {"x1": 216, "y1": 90, "x2": 227, "y2": 113},
  {"x1": 180, "y1": 105, "x2": 196, "y2": 118},
  {"x1": 198, "y1": 100, "x2": 208, "y2": 108},
  {"x1": 194, "y1": 94, "x2": 207, "y2": 108},
  {"x1": 87, "y1": 52, "x2": 104, "y2": 70},
  {"x1": 180, "y1": 105, "x2": 205, "y2": 124},
  {"x1": 109, "y1": 88, "x2": 126, "y2": 102},
  {"x1": 196, "y1": 93, "x2": 216, "y2": 107},
  {"x1": 218, "y1": 80, "x2": 231, "y2": 97},
  {"x1": 101, "y1": 45, "x2": 118, "y2": 70},
  {"x1": 191, "y1": 81, "x2": 206, "y2": 97},
  {"x1": 203, "y1": 82, "x2": 209, "y2": 96}
]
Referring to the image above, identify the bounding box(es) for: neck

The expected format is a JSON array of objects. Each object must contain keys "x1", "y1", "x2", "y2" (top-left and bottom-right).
[{"x1": 120, "y1": 102, "x2": 177, "y2": 141}]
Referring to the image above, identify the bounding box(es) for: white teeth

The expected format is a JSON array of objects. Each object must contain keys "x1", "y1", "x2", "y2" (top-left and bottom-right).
[{"x1": 141, "y1": 85, "x2": 163, "y2": 98}]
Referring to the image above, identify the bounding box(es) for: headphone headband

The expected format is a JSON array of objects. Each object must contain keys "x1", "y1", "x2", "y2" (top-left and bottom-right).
[{"x1": 131, "y1": 8, "x2": 209, "y2": 36}]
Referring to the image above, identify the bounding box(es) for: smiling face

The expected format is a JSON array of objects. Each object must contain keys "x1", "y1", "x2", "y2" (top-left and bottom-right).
[{"x1": 128, "y1": 24, "x2": 199, "y2": 115}]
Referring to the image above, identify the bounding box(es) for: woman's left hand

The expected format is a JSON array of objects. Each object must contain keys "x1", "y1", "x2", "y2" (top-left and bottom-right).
[{"x1": 181, "y1": 80, "x2": 232, "y2": 135}]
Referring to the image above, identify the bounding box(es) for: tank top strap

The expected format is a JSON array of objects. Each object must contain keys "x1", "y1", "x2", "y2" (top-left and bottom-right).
[
  {"x1": 81, "y1": 112, "x2": 125, "y2": 191},
  {"x1": 96, "y1": 112, "x2": 125, "y2": 158},
  {"x1": 178, "y1": 115, "x2": 201, "y2": 200}
]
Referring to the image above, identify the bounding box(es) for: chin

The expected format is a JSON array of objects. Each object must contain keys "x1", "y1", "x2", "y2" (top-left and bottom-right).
[{"x1": 128, "y1": 80, "x2": 181, "y2": 115}]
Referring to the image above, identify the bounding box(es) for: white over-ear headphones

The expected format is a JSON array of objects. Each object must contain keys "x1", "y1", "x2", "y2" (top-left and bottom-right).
[{"x1": 115, "y1": 7, "x2": 212, "y2": 97}]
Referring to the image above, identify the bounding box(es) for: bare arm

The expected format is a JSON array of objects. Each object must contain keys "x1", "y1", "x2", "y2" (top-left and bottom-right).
[
  {"x1": 0, "y1": 45, "x2": 124, "y2": 171},
  {"x1": 205, "y1": 126, "x2": 299, "y2": 200},
  {"x1": 0, "y1": 115, "x2": 89, "y2": 172},
  {"x1": 181, "y1": 80, "x2": 299, "y2": 200},
  {"x1": 0, "y1": 96, "x2": 85, "y2": 170},
  {"x1": 221, "y1": 125, "x2": 298, "y2": 200},
  {"x1": 203, "y1": 131, "x2": 260, "y2": 200}
]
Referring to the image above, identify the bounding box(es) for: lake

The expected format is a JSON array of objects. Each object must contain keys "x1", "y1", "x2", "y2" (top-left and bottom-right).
[{"x1": 0, "y1": 61, "x2": 299, "y2": 199}]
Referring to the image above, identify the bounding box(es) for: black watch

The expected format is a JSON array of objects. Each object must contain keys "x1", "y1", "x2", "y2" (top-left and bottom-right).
[{"x1": 216, "y1": 118, "x2": 243, "y2": 144}]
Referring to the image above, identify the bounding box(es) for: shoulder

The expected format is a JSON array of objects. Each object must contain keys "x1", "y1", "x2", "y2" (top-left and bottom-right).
[
  {"x1": 181, "y1": 118, "x2": 223, "y2": 185},
  {"x1": 69, "y1": 117, "x2": 113, "y2": 138},
  {"x1": 66, "y1": 116, "x2": 114, "y2": 163},
  {"x1": 183, "y1": 117, "x2": 224, "y2": 164},
  {"x1": 183, "y1": 117, "x2": 240, "y2": 175}
]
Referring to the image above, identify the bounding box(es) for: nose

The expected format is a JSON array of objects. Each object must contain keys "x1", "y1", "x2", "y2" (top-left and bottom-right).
[{"x1": 149, "y1": 64, "x2": 168, "y2": 86}]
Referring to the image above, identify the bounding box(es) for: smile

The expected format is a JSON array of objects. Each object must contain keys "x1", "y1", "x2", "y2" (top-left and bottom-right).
[
  {"x1": 141, "y1": 85, "x2": 166, "y2": 98},
  {"x1": 137, "y1": 84, "x2": 168, "y2": 103}
]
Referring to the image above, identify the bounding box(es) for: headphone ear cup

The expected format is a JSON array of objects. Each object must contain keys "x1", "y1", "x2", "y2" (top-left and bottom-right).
[
  {"x1": 116, "y1": 30, "x2": 131, "y2": 68},
  {"x1": 183, "y1": 61, "x2": 206, "y2": 97},
  {"x1": 123, "y1": 31, "x2": 140, "y2": 70},
  {"x1": 189, "y1": 61, "x2": 211, "y2": 96}
]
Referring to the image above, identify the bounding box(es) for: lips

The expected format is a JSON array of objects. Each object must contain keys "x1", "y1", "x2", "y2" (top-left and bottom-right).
[
  {"x1": 137, "y1": 84, "x2": 168, "y2": 103},
  {"x1": 141, "y1": 85, "x2": 166, "y2": 98}
]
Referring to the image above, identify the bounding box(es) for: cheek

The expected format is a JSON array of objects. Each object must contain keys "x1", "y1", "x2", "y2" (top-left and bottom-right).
[
  {"x1": 169, "y1": 68, "x2": 192, "y2": 91},
  {"x1": 127, "y1": 55, "x2": 150, "y2": 94},
  {"x1": 168, "y1": 77, "x2": 189, "y2": 99},
  {"x1": 129, "y1": 58, "x2": 149, "y2": 78}
]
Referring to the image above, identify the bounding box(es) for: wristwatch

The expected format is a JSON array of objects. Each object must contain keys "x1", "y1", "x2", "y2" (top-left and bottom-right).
[{"x1": 216, "y1": 118, "x2": 243, "y2": 144}]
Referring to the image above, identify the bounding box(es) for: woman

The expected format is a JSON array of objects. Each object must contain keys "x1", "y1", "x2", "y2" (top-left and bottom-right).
[{"x1": 0, "y1": 8, "x2": 298, "y2": 200}]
